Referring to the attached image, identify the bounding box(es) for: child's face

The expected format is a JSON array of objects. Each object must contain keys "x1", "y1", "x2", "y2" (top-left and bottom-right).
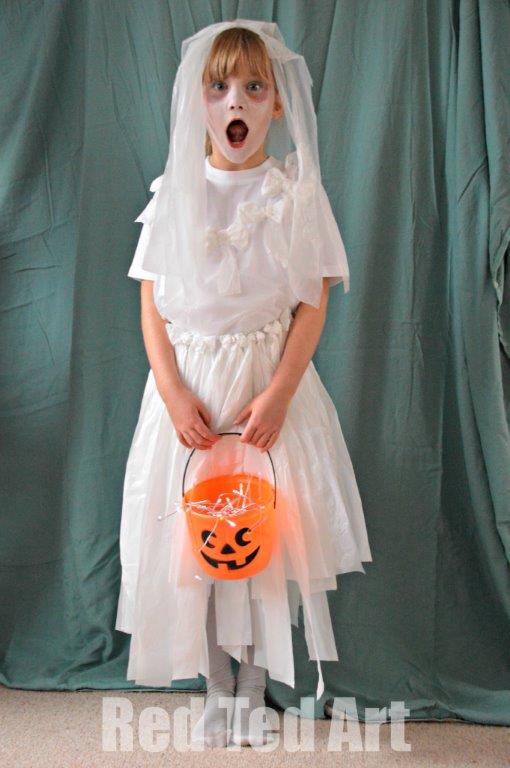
[{"x1": 202, "y1": 60, "x2": 283, "y2": 165}]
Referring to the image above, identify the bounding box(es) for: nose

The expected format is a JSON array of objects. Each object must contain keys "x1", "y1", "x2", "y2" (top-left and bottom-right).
[{"x1": 227, "y1": 81, "x2": 247, "y2": 111}]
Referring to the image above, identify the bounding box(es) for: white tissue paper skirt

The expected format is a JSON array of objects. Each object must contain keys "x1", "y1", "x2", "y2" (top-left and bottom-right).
[{"x1": 115, "y1": 305, "x2": 372, "y2": 699}]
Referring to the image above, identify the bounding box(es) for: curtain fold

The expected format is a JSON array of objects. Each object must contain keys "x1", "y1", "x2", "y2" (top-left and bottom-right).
[{"x1": 1, "y1": 0, "x2": 509, "y2": 725}]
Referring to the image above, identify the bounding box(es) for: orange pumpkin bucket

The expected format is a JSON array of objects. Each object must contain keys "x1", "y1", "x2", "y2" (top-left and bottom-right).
[{"x1": 181, "y1": 432, "x2": 277, "y2": 580}]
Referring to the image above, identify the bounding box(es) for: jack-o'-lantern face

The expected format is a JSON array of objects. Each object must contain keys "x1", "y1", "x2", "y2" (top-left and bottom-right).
[
  {"x1": 184, "y1": 472, "x2": 276, "y2": 580},
  {"x1": 200, "y1": 526, "x2": 260, "y2": 572}
]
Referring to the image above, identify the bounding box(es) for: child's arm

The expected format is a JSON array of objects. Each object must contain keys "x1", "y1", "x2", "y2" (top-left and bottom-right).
[
  {"x1": 140, "y1": 280, "x2": 185, "y2": 402},
  {"x1": 233, "y1": 278, "x2": 331, "y2": 452},
  {"x1": 266, "y1": 277, "x2": 331, "y2": 403},
  {"x1": 140, "y1": 280, "x2": 220, "y2": 450}
]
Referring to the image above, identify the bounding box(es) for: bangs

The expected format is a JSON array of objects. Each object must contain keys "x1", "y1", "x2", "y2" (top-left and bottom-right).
[{"x1": 202, "y1": 27, "x2": 275, "y2": 86}]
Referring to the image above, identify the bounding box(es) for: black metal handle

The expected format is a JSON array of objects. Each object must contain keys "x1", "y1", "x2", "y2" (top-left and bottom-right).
[{"x1": 181, "y1": 431, "x2": 277, "y2": 509}]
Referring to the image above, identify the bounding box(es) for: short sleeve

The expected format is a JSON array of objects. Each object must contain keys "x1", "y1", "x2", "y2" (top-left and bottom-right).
[
  {"x1": 127, "y1": 175, "x2": 164, "y2": 282},
  {"x1": 317, "y1": 182, "x2": 350, "y2": 293},
  {"x1": 283, "y1": 178, "x2": 350, "y2": 308}
]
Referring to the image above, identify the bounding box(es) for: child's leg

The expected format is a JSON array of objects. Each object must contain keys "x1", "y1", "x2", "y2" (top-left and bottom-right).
[
  {"x1": 191, "y1": 586, "x2": 236, "y2": 748},
  {"x1": 232, "y1": 644, "x2": 275, "y2": 746}
]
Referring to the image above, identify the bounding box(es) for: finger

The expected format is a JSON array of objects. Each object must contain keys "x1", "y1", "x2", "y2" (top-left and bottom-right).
[
  {"x1": 188, "y1": 427, "x2": 214, "y2": 449},
  {"x1": 240, "y1": 422, "x2": 257, "y2": 443},
  {"x1": 258, "y1": 431, "x2": 276, "y2": 450},
  {"x1": 196, "y1": 403, "x2": 213, "y2": 429},
  {"x1": 256, "y1": 430, "x2": 275, "y2": 451},
  {"x1": 255, "y1": 430, "x2": 273, "y2": 450},
  {"x1": 251, "y1": 426, "x2": 268, "y2": 445},
  {"x1": 193, "y1": 421, "x2": 218, "y2": 443},
  {"x1": 234, "y1": 407, "x2": 249, "y2": 425},
  {"x1": 178, "y1": 432, "x2": 192, "y2": 448},
  {"x1": 260, "y1": 432, "x2": 278, "y2": 452},
  {"x1": 182, "y1": 430, "x2": 205, "y2": 450},
  {"x1": 182, "y1": 431, "x2": 194, "y2": 448}
]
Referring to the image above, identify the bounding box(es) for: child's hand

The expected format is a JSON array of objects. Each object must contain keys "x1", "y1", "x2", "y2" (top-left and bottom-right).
[
  {"x1": 233, "y1": 388, "x2": 289, "y2": 453},
  {"x1": 165, "y1": 386, "x2": 220, "y2": 450}
]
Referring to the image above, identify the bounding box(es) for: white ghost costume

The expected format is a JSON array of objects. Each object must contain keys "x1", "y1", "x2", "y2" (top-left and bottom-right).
[{"x1": 115, "y1": 150, "x2": 373, "y2": 700}]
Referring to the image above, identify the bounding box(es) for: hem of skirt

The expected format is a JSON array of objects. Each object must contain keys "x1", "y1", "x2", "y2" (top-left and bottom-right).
[
  {"x1": 123, "y1": 648, "x2": 321, "y2": 700},
  {"x1": 122, "y1": 660, "x2": 296, "y2": 692}
]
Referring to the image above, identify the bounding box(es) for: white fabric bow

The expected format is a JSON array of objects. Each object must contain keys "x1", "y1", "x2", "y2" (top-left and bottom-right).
[
  {"x1": 261, "y1": 166, "x2": 297, "y2": 199},
  {"x1": 205, "y1": 222, "x2": 249, "y2": 296},
  {"x1": 261, "y1": 163, "x2": 315, "y2": 207},
  {"x1": 205, "y1": 220, "x2": 250, "y2": 253},
  {"x1": 205, "y1": 195, "x2": 288, "y2": 295},
  {"x1": 237, "y1": 196, "x2": 286, "y2": 225}
]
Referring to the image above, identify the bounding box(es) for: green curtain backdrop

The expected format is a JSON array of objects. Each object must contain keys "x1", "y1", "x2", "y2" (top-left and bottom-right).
[{"x1": 1, "y1": 0, "x2": 509, "y2": 726}]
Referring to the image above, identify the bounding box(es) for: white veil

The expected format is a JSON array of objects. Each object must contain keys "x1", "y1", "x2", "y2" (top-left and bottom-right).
[{"x1": 139, "y1": 18, "x2": 349, "y2": 312}]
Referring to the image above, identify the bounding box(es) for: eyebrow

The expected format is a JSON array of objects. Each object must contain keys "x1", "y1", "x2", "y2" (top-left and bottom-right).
[{"x1": 217, "y1": 75, "x2": 266, "y2": 82}]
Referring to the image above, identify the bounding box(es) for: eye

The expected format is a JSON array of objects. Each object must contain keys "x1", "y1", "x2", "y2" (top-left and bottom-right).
[
  {"x1": 202, "y1": 529, "x2": 216, "y2": 548},
  {"x1": 235, "y1": 527, "x2": 252, "y2": 547},
  {"x1": 247, "y1": 81, "x2": 264, "y2": 92},
  {"x1": 210, "y1": 80, "x2": 226, "y2": 91}
]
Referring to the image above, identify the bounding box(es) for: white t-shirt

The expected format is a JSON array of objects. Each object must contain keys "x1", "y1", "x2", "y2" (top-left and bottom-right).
[{"x1": 128, "y1": 153, "x2": 346, "y2": 336}]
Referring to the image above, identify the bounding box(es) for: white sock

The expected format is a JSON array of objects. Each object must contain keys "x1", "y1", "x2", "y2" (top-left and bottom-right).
[
  {"x1": 232, "y1": 644, "x2": 275, "y2": 746},
  {"x1": 191, "y1": 588, "x2": 236, "y2": 748}
]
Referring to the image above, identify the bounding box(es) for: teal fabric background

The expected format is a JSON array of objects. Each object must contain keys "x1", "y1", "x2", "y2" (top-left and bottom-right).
[{"x1": 1, "y1": 0, "x2": 509, "y2": 725}]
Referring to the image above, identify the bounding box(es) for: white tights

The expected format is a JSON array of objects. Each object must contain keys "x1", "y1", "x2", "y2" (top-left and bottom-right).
[
  {"x1": 191, "y1": 586, "x2": 274, "y2": 748},
  {"x1": 191, "y1": 587, "x2": 236, "y2": 747},
  {"x1": 231, "y1": 641, "x2": 274, "y2": 746}
]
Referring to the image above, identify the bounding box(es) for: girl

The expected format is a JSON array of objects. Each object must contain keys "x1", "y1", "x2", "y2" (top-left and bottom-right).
[{"x1": 115, "y1": 20, "x2": 372, "y2": 748}]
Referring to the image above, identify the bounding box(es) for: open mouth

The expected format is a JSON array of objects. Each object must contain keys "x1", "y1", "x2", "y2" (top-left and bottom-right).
[{"x1": 226, "y1": 119, "x2": 249, "y2": 148}]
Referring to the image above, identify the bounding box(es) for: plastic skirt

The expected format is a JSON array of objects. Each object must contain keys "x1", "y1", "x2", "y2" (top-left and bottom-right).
[{"x1": 115, "y1": 305, "x2": 372, "y2": 699}]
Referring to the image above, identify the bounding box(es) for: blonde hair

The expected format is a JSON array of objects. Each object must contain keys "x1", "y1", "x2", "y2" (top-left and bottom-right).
[{"x1": 201, "y1": 27, "x2": 278, "y2": 156}]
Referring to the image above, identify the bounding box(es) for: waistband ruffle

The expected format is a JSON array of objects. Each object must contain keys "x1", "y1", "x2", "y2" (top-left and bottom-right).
[{"x1": 166, "y1": 306, "x2": 293, "y2": 351}]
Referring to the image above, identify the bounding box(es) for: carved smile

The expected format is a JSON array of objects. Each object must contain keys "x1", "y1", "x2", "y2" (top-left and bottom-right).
[{"x1": 201, "y1": 545, "x2": 260, "y2": 570}]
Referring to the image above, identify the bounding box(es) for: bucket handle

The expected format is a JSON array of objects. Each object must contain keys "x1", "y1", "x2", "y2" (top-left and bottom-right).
[{"x1": 181, "y1": 431, "x2": 277, "y2": 510}]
